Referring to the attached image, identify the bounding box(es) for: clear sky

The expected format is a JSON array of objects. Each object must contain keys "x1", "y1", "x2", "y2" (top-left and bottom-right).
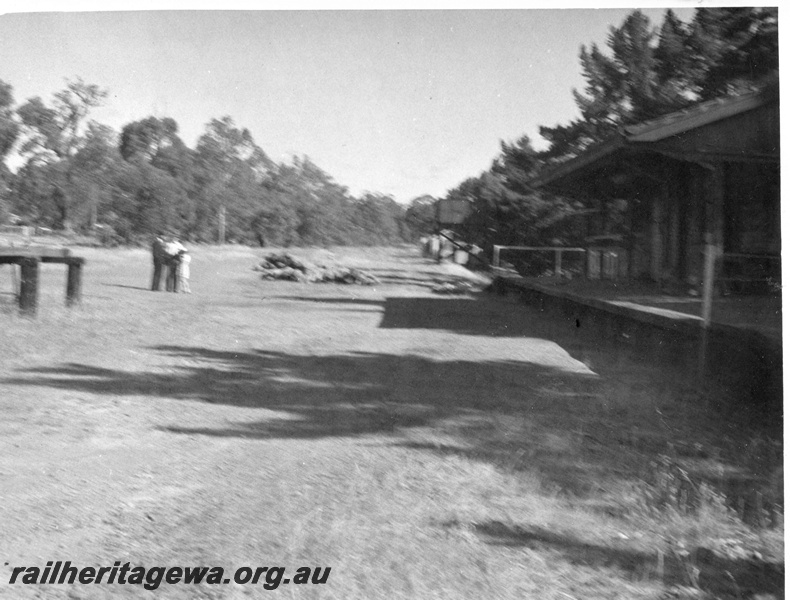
[{"x1": 1, "y1": 4, "x2": 702, "y2": 203}]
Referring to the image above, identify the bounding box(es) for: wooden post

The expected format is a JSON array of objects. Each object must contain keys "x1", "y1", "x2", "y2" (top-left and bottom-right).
[
  {"x1": 626, "y1": 196, "x2": 637, "y2": 279},
  {"x1": 668, "y1": 193, "x2": 680, "y2": 277},
  {"x1": 697, "y1": 164, "x2": 725, "y2": 380},
  {"x1": 710, "y1": 165, "x2": 726, "y2": 250},
  {"x1": 598, "y1": 248, "x2": 606, "y2": 279},
  {"x1": 11, "y1": 264, "x2": 19, "y2": 296},
  {"x1": 700, "y1": 242, "x2": 716, "y2": 326},
  {"x1": 554, "y1": 249, "x2": 562, "y2": 277},
  {"x1": 18, "y1": 257, "x2": 39, "y2": 316},
  {"x1": 583, "y1": 249, "x2": 588, "y2": 279},
  {"x1": 493, "y1": 246, "x2": 501, "y2": 269},
  {"x1": 66, "y1": 259, "x2": 83, "y2": 306},
  {"x1": 698, "y1": 241, "x2": 717, "y2": 377},
  {"x1": 650, "y1": 195, "x2": 663, "y2": 281}
]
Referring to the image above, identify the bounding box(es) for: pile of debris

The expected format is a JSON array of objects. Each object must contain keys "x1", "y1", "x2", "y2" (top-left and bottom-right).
[{"x1": 254, "y1": 252, "x2": 380, "y2": 286}]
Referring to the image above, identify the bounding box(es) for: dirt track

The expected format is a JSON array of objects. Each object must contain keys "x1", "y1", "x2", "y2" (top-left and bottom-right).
[{"x1": 0, "y1": 246, "x2": 782, "y2": 599}]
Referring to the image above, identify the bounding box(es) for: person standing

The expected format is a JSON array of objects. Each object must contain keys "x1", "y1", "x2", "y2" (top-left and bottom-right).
[
  {"x1": 177, "y1": 249, "x2": 191, "y2": 293},
  {"x1": 151, "y1": 234, "x2": 167, "y2": 291},
  {"x1": 164, "y1": 237, "x2": 186, "y2": 292}
]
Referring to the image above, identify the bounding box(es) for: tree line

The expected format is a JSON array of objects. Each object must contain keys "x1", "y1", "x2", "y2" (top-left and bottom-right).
[
  {"x1": 442, "y1": 7, "x2": 778, "y2": 256},
  {"x1": 0, "y1": 8, "x2": 777, "y2": 250},
  {"x1": 0, "y1": 81, "x2": 414, "y2": 246}
]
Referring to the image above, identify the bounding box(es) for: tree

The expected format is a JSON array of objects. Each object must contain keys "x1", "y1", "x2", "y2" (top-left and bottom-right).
[
  {"x1": 263, "y1": 156, "x2": 352, "y2": 246},
  {"x1": 12, "y1": 120, "x2": 126, "y2": 233},
  {"x1": 539, "y1": 8, "x2": 779, "y2": 162},
  {"x1": 692, "y1": 7, "x2": 779, "y2": 98},
  {"x1": 119, "y1": 116, "x2": 180, "y2": 163},
  {"x1": 16, "y1": 78, "x2": 108, "y2": 229},
  {"x1": 440, "y1": 134, "x2": 581, "y2": 257},
  {"x1": 194, "y1": 116, "x2": 274, "y2": 243},
  {"x1": 4, "y1": 78, "x2": 431, "y2": 246},
  {"x1": 0, "y1": 80, "x2": 20, "y2": 224},
  {"x1": 69, "y1": 122, "x2": 123, "y2": 228},
  {"x1": 491, "y1": 135, "x2": 543, "y2": 195},
  {"x1": 119, "y1": 116, "x2": 195, "y2": 181},
  {"x1": 9, "y1": 161, "x2": 70, "y2": 227},
  {"x1": 404, "y1": 195, "x2": 437, "y2": 240},
  {"x1": 654, "y1": 9, "x2": 699, "y2": 103},
  {"x1": 18, "y1": 78, "x2": 107, "y2": 163},
  {"x1": 0, "y1": 80, "x2": 19, "y2": 164},
  {"x1": 115, "y1": 116, "x2": 197, "y2": 239},
  {"x1": 540, "y1": 11, "x2": 666, "y2": 160},
  {"x1": 451, "y1": 173, "x2": 536, "y2": 251},
  {"x1": 250, "y1": 192, "x2": 300, "y2": 247},
  {"x1": 349, "y1": 193, "x2": 404, "y2": 246}
]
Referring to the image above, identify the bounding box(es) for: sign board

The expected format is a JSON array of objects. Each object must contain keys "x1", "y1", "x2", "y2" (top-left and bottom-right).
[{"x1": 436, "y1": 199, "x2": 472, "y2": 225}]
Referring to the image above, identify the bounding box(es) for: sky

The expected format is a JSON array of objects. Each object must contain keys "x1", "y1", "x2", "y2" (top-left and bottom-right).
[{"x1": 0, "y1": 4, "x2": 714, "y2": 203}]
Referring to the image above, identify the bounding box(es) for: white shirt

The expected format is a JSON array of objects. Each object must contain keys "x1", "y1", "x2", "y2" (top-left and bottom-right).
[{"x1": 164, "y1": 241, "x2": 186, "y2": 256}]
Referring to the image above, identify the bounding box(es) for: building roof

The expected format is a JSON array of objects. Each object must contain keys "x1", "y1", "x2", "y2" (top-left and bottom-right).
[
  {"x1": 534, "y1": 83, "x2": 779, "y2": 189},
  {"x1": 623, "y1": 89, "x2": 771, "y2": 143}
]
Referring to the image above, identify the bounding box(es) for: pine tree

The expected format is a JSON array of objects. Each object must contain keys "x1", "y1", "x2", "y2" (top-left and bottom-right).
[
  {"x1": 694, "y1": 7, "x2": 779, "y2": 98},
  {"x1": 539, "y1": 7, "x2": 779, "y2": 162}
]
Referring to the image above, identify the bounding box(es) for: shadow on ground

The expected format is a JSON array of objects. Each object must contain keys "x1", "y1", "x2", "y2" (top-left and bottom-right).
[
  {"x1": 3, "y1": 335, "x2": 763, "y2": 504},
  {"x1": 4, "y1": 290, "x2": 783, "y2": 598},
  {"x1": 4, "y1": 267, "x2": 782, "y2": 598},
  {"x1": 6, "y1": 347, "x2": 597, "y2": 435},
  {"x1": 460, "y1": 520, "x2": 784, "y2": 598},
  {"x1": 5, "y1": 334, "x2": 646, "y2": 501}
]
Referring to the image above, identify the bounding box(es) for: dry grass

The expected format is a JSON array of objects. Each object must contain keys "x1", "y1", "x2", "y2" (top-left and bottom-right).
[{"x1": 0, "y1": 244, "x2": 783, "y2": 600}]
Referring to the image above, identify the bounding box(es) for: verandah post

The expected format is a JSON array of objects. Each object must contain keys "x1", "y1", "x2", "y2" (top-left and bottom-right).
[{"x1": 698, "y1": 164, "x2": 724, "y2": 380}]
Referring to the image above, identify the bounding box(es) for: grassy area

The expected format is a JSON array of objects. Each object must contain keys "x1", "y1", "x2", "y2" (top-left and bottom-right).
[{"x1": 0, "y1": 244, "x2": 783, "y2": 599}]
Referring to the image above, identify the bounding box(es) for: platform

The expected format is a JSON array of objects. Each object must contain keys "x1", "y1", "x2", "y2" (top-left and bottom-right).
[{"x1": 492, "y1": 274, "x2": 782, "y2": 417}]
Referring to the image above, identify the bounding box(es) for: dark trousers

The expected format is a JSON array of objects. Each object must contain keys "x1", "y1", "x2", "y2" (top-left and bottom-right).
[
  {"x1": 152, "y1": 259, "x2": 164, "y2": 291},
  {"x1": 165, "y1": 261, "x2": 179, "y2": 292}
]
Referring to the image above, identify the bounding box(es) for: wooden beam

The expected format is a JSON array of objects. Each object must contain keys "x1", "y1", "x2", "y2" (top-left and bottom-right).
[
  {"x1": 0, "y1": 247, "x2": 72, "y2": 259},
  {"x1": 651, "y1": 148, "x2": 779, "y2": 165}
]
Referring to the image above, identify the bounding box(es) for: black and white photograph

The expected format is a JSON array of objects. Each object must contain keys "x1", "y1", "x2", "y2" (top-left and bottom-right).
[{"x1": 0, "y1": 2, "x2": 783, "y2": 598}]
